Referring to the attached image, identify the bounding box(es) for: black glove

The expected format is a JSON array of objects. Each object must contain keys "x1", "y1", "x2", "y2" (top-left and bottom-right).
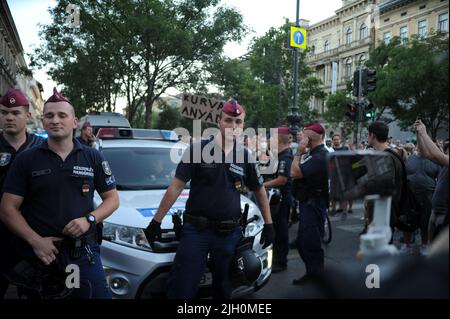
[
  {"x1": 260, "y1": 223, "x2": 275, "y2": 249},
  {"x1": 144, "y1": 219, "x2": 162, "y2": 247}
]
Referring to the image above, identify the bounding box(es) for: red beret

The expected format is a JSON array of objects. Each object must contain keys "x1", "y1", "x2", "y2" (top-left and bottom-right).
[
  {"x1": 0, "y1": 88, "x2": 29, "y2": 108},
  {"x1": 45, "y1": 87, "x2": 72, "y2": 105},
  {"x1": 222, "y1": 99, "x2": 244, "y2": 117},
  {"x1": 277, "y1": 126, "x2": 290, "y2": 135},
  {"x1": 304, "y1": 122, "x2": 325, "y2": 135}
]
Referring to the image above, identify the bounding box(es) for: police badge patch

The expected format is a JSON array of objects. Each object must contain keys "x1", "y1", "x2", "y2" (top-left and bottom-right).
[
  {"x1": 102, "y1": 161, "x2": 112, "y2": 175},
  {"x1": 0, "y1": 153, "x2": 12, "y2": 166}
]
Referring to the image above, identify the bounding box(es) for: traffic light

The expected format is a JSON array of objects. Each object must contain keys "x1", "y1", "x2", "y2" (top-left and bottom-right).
[
  {"x1": 346, "y1": 103, "x2": 358, "y2": 122},
  {"x1": 352, "y1": 70, "x2": 360, "y2": 97},
  {"x1": 364, "y1": 102, "x2": 375, "y2": 120},
  {"x1": 362, "y1": 69, "x2": 377, "y2": 96}
]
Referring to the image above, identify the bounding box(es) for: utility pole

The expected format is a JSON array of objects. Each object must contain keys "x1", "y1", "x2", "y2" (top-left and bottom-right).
[
  {"x1": 287, "y1": 0, "x2": 302, "y2": 142},
  {"x1": 354, "y1": 65, "x2": 363, "y2": 148}
]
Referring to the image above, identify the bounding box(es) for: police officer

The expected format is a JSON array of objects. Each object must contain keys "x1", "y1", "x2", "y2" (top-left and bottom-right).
[
  {"x1": 0, "y1": 88, "x2": 119, "y2": 299},
  {"x1": 144, "y1": 99, "x2": 274, "y2": 299},
  {"x1": 263, "y1": 126, "x2": 293, "y2": 273},
  {"x1": 76, "y1": 121, "x2": 96, "y2": 147},
  {"x1": 291, "y1": 122, "x2": 329, "y2": 285},
  {"x1": 0, "y1": 88, "x2": 44, "y2": 298}
]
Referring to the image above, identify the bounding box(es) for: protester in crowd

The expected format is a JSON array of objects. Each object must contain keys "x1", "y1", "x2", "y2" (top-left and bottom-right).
[{"x1": 413, "y1": 120, "x2": 448, "y2": 242}]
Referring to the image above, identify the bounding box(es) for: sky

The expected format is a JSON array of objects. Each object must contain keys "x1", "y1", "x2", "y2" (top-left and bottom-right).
[{"x1": 7, "y1": 0, "x2": 342, "y2": 104}]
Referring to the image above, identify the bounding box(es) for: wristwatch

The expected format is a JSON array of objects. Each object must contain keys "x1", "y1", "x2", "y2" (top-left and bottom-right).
[{"x1": 86, "y1": 213, "x2": 96, "y2": 225}]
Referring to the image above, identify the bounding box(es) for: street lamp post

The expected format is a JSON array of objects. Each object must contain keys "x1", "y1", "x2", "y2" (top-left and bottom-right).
[{"x1": 287, "y1": 0, "x2": 302, "y2": 142}]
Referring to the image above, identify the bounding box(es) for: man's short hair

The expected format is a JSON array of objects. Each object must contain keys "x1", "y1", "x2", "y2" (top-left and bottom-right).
[
  {"x1": 332, "y1": 133, "x2": 341, "y2": 139},
  {"x1": 368, "y1": 121, "x2": 389, "y2": 143}
]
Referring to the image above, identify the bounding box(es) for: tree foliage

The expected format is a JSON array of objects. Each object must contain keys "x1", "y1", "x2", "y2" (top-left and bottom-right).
[
  {"x1": 31, "y1": 0, "x2": 246, "y2": 128},
  {"x1": 322, "y1": 90, "x2": 354, "y2": 139},
  {"x1": 365, "y1": 33, "x2": 449, "y2": 139},
  {"x1": 208, "y1": 20, "x2": 324, "y2": 129}
]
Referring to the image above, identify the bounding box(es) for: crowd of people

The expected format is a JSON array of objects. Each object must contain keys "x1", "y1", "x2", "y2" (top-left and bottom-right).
[{"x1": 0, "y1": 88, "x2": 447, "y2": 299}]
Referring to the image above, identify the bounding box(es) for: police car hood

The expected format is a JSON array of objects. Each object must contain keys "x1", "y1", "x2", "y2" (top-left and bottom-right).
[{"x1": 95, "y1": 190, "x2": 261, "y2": 230}]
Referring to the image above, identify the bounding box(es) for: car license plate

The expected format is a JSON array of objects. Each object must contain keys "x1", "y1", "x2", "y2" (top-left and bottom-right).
[{"x1": 199, "y1": 272, "x2": 212, "y2": 287}]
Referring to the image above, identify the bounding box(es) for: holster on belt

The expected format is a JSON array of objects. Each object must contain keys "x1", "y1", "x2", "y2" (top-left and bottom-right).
[
  {"x1": 184, "y1": 213, "x2": 241, "y2": 233},
  {"x1": 62, "y1": 231, "x2": 97, "y2": 259}
]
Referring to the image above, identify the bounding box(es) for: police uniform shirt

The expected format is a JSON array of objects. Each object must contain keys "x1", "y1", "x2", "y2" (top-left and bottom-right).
[
  {"x1": 0, "y1": 133, "x2": 44, "y2": 195},
  {"x1": 2, "y1": 138, "x2": 116, "y2": 237},
  {"x1": 299, "y1": 144, "x2": 329, "y2": 200},
  {"x1": 0, "y1": 133, "x2": 44, "y2": 240},
  {"x1": 175, "y1": 139, "x2": 263, "y2": 221},
  {"x1": 275, "y1": 148, "x2": 293, "y2": 195}
]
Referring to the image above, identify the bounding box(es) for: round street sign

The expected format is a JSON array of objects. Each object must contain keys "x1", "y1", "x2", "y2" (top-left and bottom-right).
[{"x1": 290, "y1": 26, "x2": 307, "y2": 49}]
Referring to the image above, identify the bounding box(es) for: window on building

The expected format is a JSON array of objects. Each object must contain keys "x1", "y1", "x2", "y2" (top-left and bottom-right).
[
  {"x1": 346, "y1": 28, "x2": 353, "y2": 44},
  {"x1": 399, "y1": 26, "x2": 408, "y2": 43},
  {"x1": 383, "y1": 31, "x2": 392, "y2": 44},
  {"x1": 324, "y1": 40, "x2": 330, "y2": 52},
  {"x1": 359, "y1": 23, "x2": 368, "y2": 40},
  {"x1": 357, "y1": 54, "x2": 366, "y2": 66},
  {"x1": 344, "y1": 58, "x2": 352, "y2": 78},
  {"x1": 418, "y1": 20, "x2": 427, "y2": 38},
  {"x1": 438, "y1": 12, "x2": 448, "y2": 32}
]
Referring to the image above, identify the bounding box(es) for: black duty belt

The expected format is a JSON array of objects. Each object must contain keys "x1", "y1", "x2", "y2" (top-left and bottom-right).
[
  {"x1": 61, "y1": 231, "x2": 97, "y2": 264},
  {"x1": 184, "y1": 213, "x2": 241, "y2": 233}
]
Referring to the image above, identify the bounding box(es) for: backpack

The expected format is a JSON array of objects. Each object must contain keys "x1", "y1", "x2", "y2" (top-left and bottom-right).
[{"x1": 385, "y1": 148, "x2": 422, "y2": 232}]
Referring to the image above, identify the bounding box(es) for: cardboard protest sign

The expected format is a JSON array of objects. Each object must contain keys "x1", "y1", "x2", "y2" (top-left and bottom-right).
[{"x1": 180, "y1": 93, "x2": 224, "y2": 124}]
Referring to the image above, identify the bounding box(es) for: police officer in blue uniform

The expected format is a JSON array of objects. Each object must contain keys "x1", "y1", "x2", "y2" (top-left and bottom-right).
[
  {"x1": 263, "y1": 126, "x2": 293, "y2": 273},
  {"x1": 0, "y1": 88, "x2": 44, "y2": 299},
  {"x1": 291, "y1": 123, "x2": 329, "y2": 285},
  {"x1": 144, "y1": 99, "x2": 274, "y2": 299},
  {"x1": 0, "y1": 88, "x2": 119, "y2": 299}
]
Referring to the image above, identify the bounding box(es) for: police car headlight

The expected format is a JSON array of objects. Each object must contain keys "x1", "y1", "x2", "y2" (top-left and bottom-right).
[{"x1": 103, "y1": 222, "x2": 152, "y2": 251}]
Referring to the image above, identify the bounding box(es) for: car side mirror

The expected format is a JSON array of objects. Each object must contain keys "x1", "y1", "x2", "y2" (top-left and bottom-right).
[{"x1": 328, "y1": 151, "x2": 396, "y2": 201}]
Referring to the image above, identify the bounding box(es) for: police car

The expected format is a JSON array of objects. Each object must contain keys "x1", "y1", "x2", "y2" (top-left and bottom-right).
[{"x1": 95, "y1": 128, "x2": 272, "y2": 298}]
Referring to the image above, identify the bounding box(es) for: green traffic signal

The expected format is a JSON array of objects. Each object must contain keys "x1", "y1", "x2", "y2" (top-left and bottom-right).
[
  {"x1": 365, "y1": 111, "x2": 375, "y2": 119},
  {"x1": 364, "y1": 102, "x2": 375, "y2": 120}
]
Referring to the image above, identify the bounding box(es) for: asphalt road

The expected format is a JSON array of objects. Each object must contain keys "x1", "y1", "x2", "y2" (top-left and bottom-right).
[{"x1": 249, "y1": 201, "x2": 367, "y2": 299}]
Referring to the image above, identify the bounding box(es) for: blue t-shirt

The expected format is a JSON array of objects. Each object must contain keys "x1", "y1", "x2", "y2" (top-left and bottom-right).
[{"x1": 405, "y1": 154, "x2": 441, "y2": 192}]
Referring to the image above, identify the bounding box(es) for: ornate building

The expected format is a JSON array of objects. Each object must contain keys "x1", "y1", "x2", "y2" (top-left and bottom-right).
[
  {"x1": 377, "y1": 0, "x2": 448, "y2": 45},
  {"x1": 306, "y1": 0, "x2": 375, "y2": 115},
  {"x1": 305, "y1": 0, "x2": 448, "y2": 141},
  {"x1": 0, "y1": 0, "x2": 43, "y2": 129}
]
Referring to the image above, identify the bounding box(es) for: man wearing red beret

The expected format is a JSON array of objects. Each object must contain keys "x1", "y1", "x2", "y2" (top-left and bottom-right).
[
  {"x1": 0, "y1": 88, "x2": 119, "y2": 299},
  {"x1": 291, "y1": 122, "x2": 329, "y2": 285},
  {"x1": 0, "y1": 88, "x2": 44, "y2": 299},
  {"x1": 144, "y1": 98, "x2": 274, "y2": 299}
]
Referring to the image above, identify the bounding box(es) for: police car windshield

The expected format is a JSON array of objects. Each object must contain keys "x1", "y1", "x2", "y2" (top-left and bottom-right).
[{"x1": 102, "y1": 147, "x2": 180, "y2": 190}]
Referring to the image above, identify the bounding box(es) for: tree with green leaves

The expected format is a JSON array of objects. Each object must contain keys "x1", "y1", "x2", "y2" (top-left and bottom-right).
[
  {"x1": 365, "y1": 32, "x2": 448, "y2": 140},
  {"x1": 322, "y1": 90, "x2": 354, "y2": 139},
  {"x1": 31, "y1": 0, "x2": 246, "y2": 128},
  {"x1": 208, "y1": 20, "x2": 324, "y2": 129}
]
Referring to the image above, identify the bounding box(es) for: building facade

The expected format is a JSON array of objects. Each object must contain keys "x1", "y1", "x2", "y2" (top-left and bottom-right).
[
  {"x1": 306, "y1": 0, "x2": 375, "y2": 116},
  {"x1": 0, "y1": 0, "x2": 43, "y2": 129},
  {"x1": 377, "y1": 0, "x2": 448, "y2": 46},
  {"x1": 305, "y1": 0, "x2": 448, "y2": 141}
]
